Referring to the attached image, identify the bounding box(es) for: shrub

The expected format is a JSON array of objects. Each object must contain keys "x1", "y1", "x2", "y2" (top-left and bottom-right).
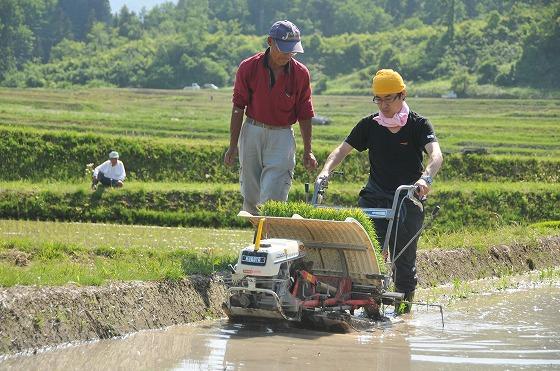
[{"x1": 1, "y1": 129, "x2": 558, "y2": 183}]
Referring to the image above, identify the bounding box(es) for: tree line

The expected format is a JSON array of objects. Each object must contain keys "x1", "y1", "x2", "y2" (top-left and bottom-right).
[{"x1": 1, "y1": 0, "x2": 558, "y2": 93}]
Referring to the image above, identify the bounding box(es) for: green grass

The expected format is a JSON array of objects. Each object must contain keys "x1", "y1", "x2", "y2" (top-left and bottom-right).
[
  {"x1": 0, "y1": 180, "x2": 241, "y2": 193},
  {"x1": 1, "y1": 88, "x2": 559, "y2": 157},
  {"x1": 0, "y1": 219, "x2": 252, "y2": 251},
  {"x1": 0, "y1": 220, "x2": 251, "y2": 286},
  {"x1": 0, "y1": 179, "x2": 557, "y2": 194},
  {"x1": 0, "y1": 218, "x2": 557, "y2": 287},
  {"x1": 420, "y1": 222, "x2": 560, "y2": 251},
  {"x1": 0, "y1": 87, "x2": 558, "y2": 285},
  {"x1": 326, "y1": 74, "x2": 560, "y2": 100},
  {"x1": 0, "y1": 180, "x2": 558, "y2": 232},
  {"x1": 0, "y1": 238, "x2": 239, "y2": 286}
]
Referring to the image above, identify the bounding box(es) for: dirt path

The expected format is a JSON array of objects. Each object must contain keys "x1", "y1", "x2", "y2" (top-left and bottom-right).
[{"x1": 1, "y1": 237, "x2": 559, "y2": 356}]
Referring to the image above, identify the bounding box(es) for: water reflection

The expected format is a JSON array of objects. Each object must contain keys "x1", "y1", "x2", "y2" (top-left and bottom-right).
[
  {"x1": 407, "y1": 287, "x2": 560, "y2": 370},
  {"x1": 1, "y1": 286, "x2": 559, "y2": 370}
]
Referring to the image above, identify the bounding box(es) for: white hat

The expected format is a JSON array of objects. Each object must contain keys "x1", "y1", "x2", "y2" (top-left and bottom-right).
[{"x1": 109, "y1": 151, "x2": 119, "y2": 159}]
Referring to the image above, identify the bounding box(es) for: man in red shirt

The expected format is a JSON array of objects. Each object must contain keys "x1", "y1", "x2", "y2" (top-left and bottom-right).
[{"x1": 224, "y1": 20, "x2": 318, "y2": 215}]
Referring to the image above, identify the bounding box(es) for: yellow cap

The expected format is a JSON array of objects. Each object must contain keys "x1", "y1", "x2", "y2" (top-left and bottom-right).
[{"x1": 371, "y1": 69, "x2": 406, "y2": 95}]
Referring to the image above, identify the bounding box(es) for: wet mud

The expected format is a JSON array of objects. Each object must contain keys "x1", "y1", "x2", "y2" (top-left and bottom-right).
[
  {"x1": 2, "y1": 286, "x2": 559, "y2": 370},
  {"x1": 0, "y1": 236, "x2": 559, "y2": 356},
  {"x1": 416, "y1": 236, "x2": 560, "y2": 286},
  {"x1": 0, "y1": 276, "x2": 226, "y2": 355}
]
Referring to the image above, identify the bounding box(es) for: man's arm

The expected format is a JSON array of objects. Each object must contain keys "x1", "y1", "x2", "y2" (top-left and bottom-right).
[
  {"x1": 118, "y1": 162, "x2": 126, "y2": 181},
  {"x1": 317, "y1": 142, "x2": 354, "y2": 179},
  {"x1": 224, "y1": 106, "x2": 245, "y2": 166},
  {"x1": 415, "y1": 141, "x2": 443, "y2": 198},
  {"x1": 299, "y1": 119, "x2": 318, "y2": 171},
  {"x1": 92, "y1": 161, "x2": 105, "y2": 178}
]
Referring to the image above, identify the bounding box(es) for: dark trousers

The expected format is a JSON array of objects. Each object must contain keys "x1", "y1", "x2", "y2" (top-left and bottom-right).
[
  {"x1": 358, "y1": 190, "x2": 424, "y2": 294},
  {"x1": 95, "y1": 172, "x2": 120, "y2": 187}
]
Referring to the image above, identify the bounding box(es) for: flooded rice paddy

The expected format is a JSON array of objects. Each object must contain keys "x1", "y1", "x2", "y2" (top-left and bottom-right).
[{"x1": 1, "y1": 285, "x2": 559, "y2": 370}]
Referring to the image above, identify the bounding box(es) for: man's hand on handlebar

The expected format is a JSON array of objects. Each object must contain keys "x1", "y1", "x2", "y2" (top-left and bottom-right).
[
  {"x1": 315, "y1": 171, "x2": 329, "y2": 188},
  {"x1": 414, "y1": 178, "x2": 430, "y2": 199}
]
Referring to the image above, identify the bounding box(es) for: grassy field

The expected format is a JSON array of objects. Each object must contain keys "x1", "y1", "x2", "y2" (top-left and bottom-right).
[
  {"x1": 1, "y1": 218, "x2": 558, "y2": 286},
  {"x1": 1, "y1": 218, "x2": 558, "y2": 252},
  {"x1": 0, "y1": 219, "x2": 252, "y2": 251},
  {"x1": 1, "y1": 88, "x2": 559, "y2": 157},
  {"x1": 0, "y1": 87, "x2": 558, "y2": 286},
  {"x1": 0, "y1": 238, "x2": 238, "y2": 286},
  {"x1": 0, "y1": 220, "x2": 249, "y2": 286}
]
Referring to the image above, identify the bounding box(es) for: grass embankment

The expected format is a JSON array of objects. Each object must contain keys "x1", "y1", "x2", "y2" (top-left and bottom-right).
[
  {"x1": 1, "y1": 180, "x2": 558, "y2": 231},
  {"x1": 2, "y1": 127, "x2": 559, "y2": 183},
  {"x1": 1, "y1": 219, "x2": 558, "y2": 287}
]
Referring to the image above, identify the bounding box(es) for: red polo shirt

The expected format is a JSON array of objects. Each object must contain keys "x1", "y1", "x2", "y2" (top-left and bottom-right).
[{"x1": 232, "y1": 49, "x2": 314, "y2": 127}]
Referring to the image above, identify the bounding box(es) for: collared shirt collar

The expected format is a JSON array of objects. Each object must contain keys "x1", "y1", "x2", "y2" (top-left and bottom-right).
[{"x1": 263, "y1": 47, "x2": 291, "y2": 87}]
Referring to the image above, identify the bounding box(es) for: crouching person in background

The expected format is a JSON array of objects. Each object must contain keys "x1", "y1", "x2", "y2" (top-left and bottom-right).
[{"x1": 92, "y1": 151, "x2": 126, "y2": 189}]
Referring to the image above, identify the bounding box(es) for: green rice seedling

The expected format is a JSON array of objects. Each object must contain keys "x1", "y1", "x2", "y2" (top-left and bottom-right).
[
  {"x1": 259, "y1": 201, "x2": 383, "y2": 269},
  {"x1": 538, "y1": 267, "x2": 560, "y2": 281},
  {"x1": 451, "y1": 278, "x2": 471, "y2": 299},
  {"x1": 496, "y1": 275, "x2": 512, "y2": 291}
]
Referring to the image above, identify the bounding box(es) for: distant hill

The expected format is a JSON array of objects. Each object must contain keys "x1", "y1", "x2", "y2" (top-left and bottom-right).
[{"x1": 1, "y1": 0, "x2": 558, "y2": 97}]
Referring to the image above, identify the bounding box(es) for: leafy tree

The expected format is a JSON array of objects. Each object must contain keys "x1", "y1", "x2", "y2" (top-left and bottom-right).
[
  {"x1": 115, "y1": 6, "x2": 143, "y2": 40},
  {"x1": 378, "y1": 48, "x2": 401, "y2": 71},
  {"x1": 142, "y1": 2, "x2": 177, "y2": 32},
  {"x1": 1, "y1": 0, "x2": 557, "y2": 93},
  {"x1": 332, "y1": 1, "x2": 391, "y2": 34},
  {"x1": 57, "y1": 0, "x2": 111, "y2": 41},
  {"x1": 246, "y1": 0, "x2": 285, "y2": 35},
  {"x1": 208, "y1": 0, "x2": 254, "y2": 33},
  {"x1": 0, "y1": 0, "x2": 36, "y2": 80},
  {"x1": 451, "y1": 68, "x2": 474, "y2": 97},
  {"x1": 514, "y1": 6, "x2": 560, "y2": 88},
  {"x1": 87, "y1": 22, "x2": 113, "y2": 51},
  {"x1": 477, "y1": 60, "x2": 499, "y2": 84},
  {"x1": 176, "y1": 0, "x2": 209, "y2": 35},
  {"x1": 50, "y1": 39, "x2": 86, "y2": 61}
]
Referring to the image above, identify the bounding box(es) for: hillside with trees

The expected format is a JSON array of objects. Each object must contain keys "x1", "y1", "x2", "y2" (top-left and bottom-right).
[{"x1": 1, "y1": 0, "x2": 558, "y2": 96}]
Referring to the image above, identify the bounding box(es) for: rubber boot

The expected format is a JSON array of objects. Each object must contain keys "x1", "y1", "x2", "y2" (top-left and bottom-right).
[{"x1": 395, "y1": 290, "x2": 415, "y2": 315}]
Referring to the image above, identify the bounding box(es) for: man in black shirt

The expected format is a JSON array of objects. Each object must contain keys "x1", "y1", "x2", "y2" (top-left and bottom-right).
[{"x1": 316, "y1": 69, "x2": 443, "y2": 313}]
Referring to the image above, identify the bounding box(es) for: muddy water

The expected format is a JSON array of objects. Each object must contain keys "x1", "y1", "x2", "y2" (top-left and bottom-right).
[{"x1": 1, "y1": 286, "x2": 559, "y2": 370}]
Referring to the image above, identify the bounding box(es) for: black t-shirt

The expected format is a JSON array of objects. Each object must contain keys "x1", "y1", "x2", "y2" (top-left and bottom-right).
[{"x1": 345, "y1": 111, "x2": 437, "y2": 193}]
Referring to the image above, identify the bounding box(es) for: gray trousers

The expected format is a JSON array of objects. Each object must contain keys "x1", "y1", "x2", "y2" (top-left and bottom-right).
[{"x1": 238, "y1": 118, "x2": 296, "y2": 215}]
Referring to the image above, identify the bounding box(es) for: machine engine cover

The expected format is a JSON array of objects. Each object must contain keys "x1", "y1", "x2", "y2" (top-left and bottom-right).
[{"x1": 235, "y1": 238, "x2": 303, "y2": 277}]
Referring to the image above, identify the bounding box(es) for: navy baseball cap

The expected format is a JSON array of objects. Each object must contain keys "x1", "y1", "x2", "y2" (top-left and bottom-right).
[{"x1": 269, "y1": 20, "x2": 304, "y2": 54}]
